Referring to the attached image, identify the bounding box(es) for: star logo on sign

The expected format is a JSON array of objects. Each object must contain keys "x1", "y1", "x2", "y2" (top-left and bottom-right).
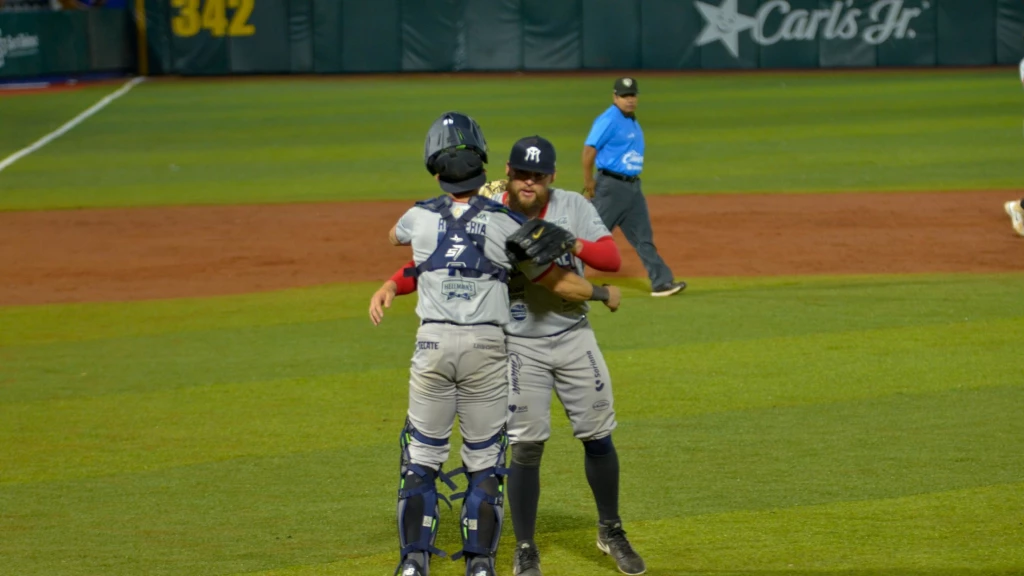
[{"x1": 694, "y1": 0, "x2": 757, "y2": 59}]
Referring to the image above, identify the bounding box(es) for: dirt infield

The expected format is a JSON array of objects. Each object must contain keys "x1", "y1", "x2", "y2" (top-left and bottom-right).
[{"x1": 1, "y1": 190, "x2": 1021, "y2": 306}]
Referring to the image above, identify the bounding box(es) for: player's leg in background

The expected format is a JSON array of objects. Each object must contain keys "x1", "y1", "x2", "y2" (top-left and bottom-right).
[
  {"x1": 618, "y1": 180, "x2": 677, "y2": 292},
  {"x1": 552, "y1": 324, "x2": 646, "y2": 575},
  {"x1": 398, "y1": 324, "x2": 460, "y2": 575},
  {"x1": 1004, "y1": 198, "x2": 1024, "y2": 236},
  {"x1": 591, "y1": 173, "x2": 629, "y2": 232},
  {"x1": 505, "y1": 336, "x2": 557, "y2": 576},
  {"x1": 452, "y1": 325, "x2": 512, "y2": 576},
  {"x1": 550, "y1": 325, "x2": 618, "y2": 523}
]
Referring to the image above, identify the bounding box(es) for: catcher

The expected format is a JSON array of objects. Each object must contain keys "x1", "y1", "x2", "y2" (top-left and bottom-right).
[
  {"x1": 373, "y1": 136, "x2": 644, "y2": 576},
  {"x1": 373, "y1": 113, "x2": 620, "y2": 576}
]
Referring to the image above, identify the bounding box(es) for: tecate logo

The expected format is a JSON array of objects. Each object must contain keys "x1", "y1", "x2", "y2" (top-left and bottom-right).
[{"x1": 695, "y1": 0, "x2": 929, "y2": 58}]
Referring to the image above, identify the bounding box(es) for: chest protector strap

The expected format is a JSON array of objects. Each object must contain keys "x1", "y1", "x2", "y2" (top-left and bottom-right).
[{"x1": 405, "y1": 195, "x2": 510, "y2": 283}]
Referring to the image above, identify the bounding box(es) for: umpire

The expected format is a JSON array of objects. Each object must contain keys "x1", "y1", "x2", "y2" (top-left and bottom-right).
[{"x1": 582, "y1": 76, "x2": 686, "y2": 297}]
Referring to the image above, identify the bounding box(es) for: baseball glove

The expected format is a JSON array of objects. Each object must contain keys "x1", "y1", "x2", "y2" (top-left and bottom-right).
[
  {"x1": 479, "y1": 179, "x2": 507, "y2": 201},
  {"x1": 506, "y1": 219, "x2": 576, "y2": 266}
]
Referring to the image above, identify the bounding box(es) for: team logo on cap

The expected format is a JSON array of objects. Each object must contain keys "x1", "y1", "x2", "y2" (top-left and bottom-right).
[
  {"x1": 623, "y1": 78, "x2": 633, "y2": 87},
  {"x1": 524, "y1": 146, "x2": 541, "y2": 162}
]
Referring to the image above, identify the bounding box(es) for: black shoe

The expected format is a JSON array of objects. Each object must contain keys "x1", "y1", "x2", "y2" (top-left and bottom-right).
[
  {"x1": 651, "y1": 281, "x2": 686, "y2": 297},
  {"x1": 512, "y1": 540, "x2": 542, "y2": 576},
  {"x1": 466, "y1": 557, "x2": 495, "y2": 576},
  {"x1": 597, "y1": 520, "x2": 646, "y2": 575},
  {"x1": 395, "y1": 557, "x2": 425, "y2": 576}
]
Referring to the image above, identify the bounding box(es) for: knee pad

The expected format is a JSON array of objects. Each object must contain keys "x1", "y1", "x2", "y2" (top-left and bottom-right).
[
  {"x1": 511, "y1": 441, "x2": 545, "y2": 468},
  {"x1": 449, "y1": 429, "x2": 510, "y2": 565},
  {"x1": 397, "y1": 421, "x2": 457, "y2": 570},
  {"x1": 583, "y1": 434, "x2": 614, "y2": 457}
]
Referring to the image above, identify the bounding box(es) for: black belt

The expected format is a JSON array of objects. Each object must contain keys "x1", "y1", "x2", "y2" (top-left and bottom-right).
[
  {"x1": 599, "y1": 169, "x2": 639, "y2": 183},
  {"x1": 422, "y1": 320, "x2": 500, "y2": 327}
]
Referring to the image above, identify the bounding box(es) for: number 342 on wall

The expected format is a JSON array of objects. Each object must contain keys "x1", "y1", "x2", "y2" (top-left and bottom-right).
[{"x1": 172, "y1": 0, "x2": 255, "y2": 38}]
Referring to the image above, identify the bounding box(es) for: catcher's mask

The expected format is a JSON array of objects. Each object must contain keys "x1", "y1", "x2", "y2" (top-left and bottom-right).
[{"x1": 424, "y1": 112, "x2": 489, "y2": 194}]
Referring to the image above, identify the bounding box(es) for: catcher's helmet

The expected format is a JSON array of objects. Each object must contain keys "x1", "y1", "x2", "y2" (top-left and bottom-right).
[{"x1": 424, "y1": 112, "x2": 489, "y2": 194}]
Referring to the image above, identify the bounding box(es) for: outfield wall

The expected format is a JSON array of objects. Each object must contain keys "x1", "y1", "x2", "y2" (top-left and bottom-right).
[
  {"x1": 2, "y1": 1, "x2": 1023, "y2": 80},
  {"x1": 0, "y1": 9, "x2": 134, "y2": 80},
  {"x1": 136, "y1": 0, "x2": 1024, "y2": 75}
]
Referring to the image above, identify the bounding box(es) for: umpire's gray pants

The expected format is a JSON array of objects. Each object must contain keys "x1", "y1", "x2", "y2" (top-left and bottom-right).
[{"x1": 592, "y1": 172, "x2": 675, "y2": 288}]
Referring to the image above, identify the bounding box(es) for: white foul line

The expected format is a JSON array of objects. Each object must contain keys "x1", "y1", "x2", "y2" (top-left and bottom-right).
[{"x1": 0, "y1": 76, "x2": 146, "y2": 175}]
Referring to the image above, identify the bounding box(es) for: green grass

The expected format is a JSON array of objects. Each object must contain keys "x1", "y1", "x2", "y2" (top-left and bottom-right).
[
  {"x1": 2, "y1": 274, "x2": 1023, "y2": 575},
  {"x1": 1, "y1": 70, "x2": 1022, "y2": 210},
  {"x1": 0, "y1": 85, "x2": 121, "y2": 159}
]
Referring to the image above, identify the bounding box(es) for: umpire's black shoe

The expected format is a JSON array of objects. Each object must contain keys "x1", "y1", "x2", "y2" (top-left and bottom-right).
[
  {"x1": 597, "y1": 520, "x2": 647, "y2": 575},
  {"x1": 651, "y1": 281, "x2": 687, "y2": 297},
  {"x1": 512, "y1": 540, "x2": 542, "y2": 576}
]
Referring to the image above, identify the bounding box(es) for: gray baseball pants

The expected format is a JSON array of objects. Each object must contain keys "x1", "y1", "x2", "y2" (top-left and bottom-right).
[
  {"x1": 591, "y1": 172, "x2": 675, "y2": 289},
  {"x1": 406, "y1": 323, "x2": 508, "y2": 473}
]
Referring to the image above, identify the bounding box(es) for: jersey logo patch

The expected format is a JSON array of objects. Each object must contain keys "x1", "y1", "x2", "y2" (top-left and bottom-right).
[{"x1": 441, "y1": 279, "x2": 477, "y2": 301}]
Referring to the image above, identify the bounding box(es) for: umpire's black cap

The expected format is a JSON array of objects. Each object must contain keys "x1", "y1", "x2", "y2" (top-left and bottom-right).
[
  {"x1": 508, "y1": 136, "x2": 556, "y2": 175},
  {"x1": 614, "y1": 76, "x2": 639, "y2": 96}
]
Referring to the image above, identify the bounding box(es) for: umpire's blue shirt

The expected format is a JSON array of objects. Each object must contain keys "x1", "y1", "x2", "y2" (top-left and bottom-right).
[{"x1": 585, "y1": 105, "x2": 645, "y2": 177}]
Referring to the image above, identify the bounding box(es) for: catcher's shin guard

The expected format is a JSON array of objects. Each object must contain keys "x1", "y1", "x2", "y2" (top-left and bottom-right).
[
  {"x1": 397, "y1": 422, "x2": 457, "y2": 575},
  {"x1": 449, "y1": 429, "x2": 510, "y2": 573}
]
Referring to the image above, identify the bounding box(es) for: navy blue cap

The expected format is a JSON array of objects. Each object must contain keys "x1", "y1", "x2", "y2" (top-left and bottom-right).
[{"x1": 507, "y1": 136, "x2": 556, "y2": 175}]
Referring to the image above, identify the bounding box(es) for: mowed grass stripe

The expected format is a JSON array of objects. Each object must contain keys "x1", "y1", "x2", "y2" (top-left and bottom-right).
[
  {"x1": 2, "y1": 275, "x2": 1020, "y2": 403},
  {"x1": 221, "y1": 482, "x2": 1024, "y2": 576},
  {"x1": 0, "y1": 86, "x2": 124, "y2": 158},
  {"x1": 1, "y1": 316, "x2": 1019, "y2": 485},
  {"x1": 1, "y1": 71, "x2": 1021, "y2": 210},
  {"x1": 611, "y1": 316, "x2": 1022, "y2": 418},
  {"x1": 3, "y1": 273, "x2": 1022, "y2": 348},
  {"x1": 1, "y1": 385, "x2": 1019, "y2": 575}
]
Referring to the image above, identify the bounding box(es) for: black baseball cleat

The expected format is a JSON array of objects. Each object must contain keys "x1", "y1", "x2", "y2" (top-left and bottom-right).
[
  {"x1": 512, "y1": 540, "x2": 542, "y2": 576},
  {"x1": 597, "y1": 520, "x2": 647, "y2": 575},
  {"x1": 466, "y1": 557, "x2": 496, "y2": 576},
  {"x1": 395, "y1": 557, "x2": 425, "y2": 576},
  {"x1": 651, "y1": 281, "x2": 686, "y2": 297}
]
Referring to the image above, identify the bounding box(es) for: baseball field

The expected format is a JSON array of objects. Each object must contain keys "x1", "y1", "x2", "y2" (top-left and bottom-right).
[{"x1": 1, "y1": 69, "x2": 1023, "y2": 576}]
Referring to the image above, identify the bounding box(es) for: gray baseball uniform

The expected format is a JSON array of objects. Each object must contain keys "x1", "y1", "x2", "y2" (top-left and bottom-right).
[
  {"x1": 481, "y1": 185, "x2": 618, "y2": 443},
  {"x1": 394, "y1": 199, "x2": 549, "y2": 472}
]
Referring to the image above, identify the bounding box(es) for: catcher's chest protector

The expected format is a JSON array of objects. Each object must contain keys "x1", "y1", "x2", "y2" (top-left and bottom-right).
[{"x1": 406, "y1": 195, "x2": 510, "y2": 284}]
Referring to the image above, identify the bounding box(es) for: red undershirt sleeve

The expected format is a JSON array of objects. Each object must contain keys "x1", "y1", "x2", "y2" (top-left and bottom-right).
[
  {"x1": 390, "y1": 260, "x2": 417, "y2": 294},
  {"x1": 575, "y1": 236, "x2": 621, "y2": 272}
]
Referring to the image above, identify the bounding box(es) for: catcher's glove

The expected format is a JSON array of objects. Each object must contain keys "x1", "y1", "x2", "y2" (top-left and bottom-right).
[{"x1": 506, "y1": 219, "x2": 576, "y2": 267}]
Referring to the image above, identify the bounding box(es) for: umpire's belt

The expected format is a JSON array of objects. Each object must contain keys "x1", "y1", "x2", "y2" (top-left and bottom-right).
[
  {"x1": 598, "y1": 169, "x2": 639, "y2": 183},
  {"x1": 422, "y1": 320, "x2": 500, "y2": 328}
]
